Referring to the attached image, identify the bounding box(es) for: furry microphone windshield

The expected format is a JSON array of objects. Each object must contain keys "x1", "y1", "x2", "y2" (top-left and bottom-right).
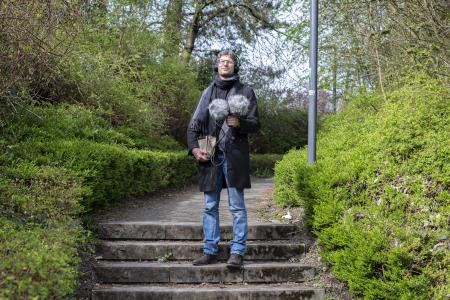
[
  {"x1": 228, "y1": 95, "x2": 249, "y2": 116},
  {"x1": 208, "y1": 98, "x2": 229, "y2": 121}
]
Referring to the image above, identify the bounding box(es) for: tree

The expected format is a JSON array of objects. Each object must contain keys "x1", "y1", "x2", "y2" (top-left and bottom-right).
[
  {"x1": 0, "y1": 0, "x2": 83, "y2": 125},
  {"x1": 287, "y1": 0, "x2": 449, "y2": 106},
  {"x1": 162, "y1": 0, "x2": 184, "y2": 57},
  {"x1": 173, "y1": 0, "x2": 282, "y2": 62}
]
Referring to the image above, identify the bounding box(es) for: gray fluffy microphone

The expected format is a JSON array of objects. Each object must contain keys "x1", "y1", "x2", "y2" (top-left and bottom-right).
[
  {"x1": 228, "y1": 95, "x2": 249, "y2": 117},
  {"x1": 209, "y1": 98, "x2": 229, "y2": 121}
]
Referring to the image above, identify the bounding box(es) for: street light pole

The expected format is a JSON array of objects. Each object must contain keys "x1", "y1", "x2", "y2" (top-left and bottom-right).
[{"x1": 308, "y1": 0, "x2": 318, "y2": 163}]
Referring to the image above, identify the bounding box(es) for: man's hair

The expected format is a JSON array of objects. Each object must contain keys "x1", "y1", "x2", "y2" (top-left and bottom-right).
[{"x1": 216, "y1": 50, "x2": 239, "y2": 73}]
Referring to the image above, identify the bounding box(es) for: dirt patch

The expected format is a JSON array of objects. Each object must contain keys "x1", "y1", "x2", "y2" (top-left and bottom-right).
[{"x1": 74, "y1": 243, "x2": 97, "y2": 300}]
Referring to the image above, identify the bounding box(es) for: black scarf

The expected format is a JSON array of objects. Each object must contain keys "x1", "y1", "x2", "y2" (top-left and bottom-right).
[
  {"x1": 214, "y1": 74, "x2": 239, "y2": 89},
  {"x1": 188, "y1": 75, "x2": 240, "y2": 135}
]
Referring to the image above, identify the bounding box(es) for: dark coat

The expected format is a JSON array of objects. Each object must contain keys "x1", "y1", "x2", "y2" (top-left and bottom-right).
[{"x1": 187, "y1": 81, "x2": 260, "y2": 192}]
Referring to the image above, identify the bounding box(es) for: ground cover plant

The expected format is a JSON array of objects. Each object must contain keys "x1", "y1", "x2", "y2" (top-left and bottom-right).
[{"x1": 274, "y1": 74, "x2": 449, "y2": 299}]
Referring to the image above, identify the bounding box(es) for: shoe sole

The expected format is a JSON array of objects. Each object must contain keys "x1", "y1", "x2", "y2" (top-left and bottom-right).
[
  {"x1": 226, "y1": 263, "x2": 243, "y2": 270},
  {"x1": 192, "y1": 260, "x2": 218, "y2": 266}
]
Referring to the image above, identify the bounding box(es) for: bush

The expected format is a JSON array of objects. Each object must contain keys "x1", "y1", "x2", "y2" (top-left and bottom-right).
[
  {"x1": 59, "y1": 25, "x2": 200, "y2": 144},
  {"x1": 0, "y1": 162, "x2": 86, "y2": 224},
  {"x1": 274, "y1": 150, "x2": 315, "y2": 211},
  {"x1": 274, "y1": 75, "x2": 449, "y2": 299},
  {"x1": 0, "y1": 103, "x2": 197, "y2": 299},
  {"x1": 8, "y1": 138, "x2": 196, "y2": 211},
  {"x1": 5, "y1": 104, "x2": 184, "y2": 151},
  {"x1": 0, "y1": 219, "x2": 82, "y2": 300},
  {"x1": 250, "y1": 153, "x2": 283, "y2": 177},
  {"x1": 0, "y1": 161, "x2": 86, "y2": 299},
  {"x1": 250, "y1": 97, "x2": 308, "y2": 153},
  {"x1": 0, "y1": 0, "x2": 82, "y2": 124}
]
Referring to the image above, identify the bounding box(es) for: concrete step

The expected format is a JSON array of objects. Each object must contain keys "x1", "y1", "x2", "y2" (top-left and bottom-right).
[
  {"x1": 98, "y1": 222, "x2": 300, "y2": 240},
  {"x1": 92, "y1": 284, "x2": 325, "y2": 300},
  {"x1": 95, "y1": 261, "x2": 316, "y2": 283},
  {"x1": 97, "y1": 240, "x2": 305, "y2": 261}
]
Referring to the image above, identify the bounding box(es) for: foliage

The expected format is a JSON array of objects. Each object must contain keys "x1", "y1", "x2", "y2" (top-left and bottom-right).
[
  {"x1": 250, "y1": 96, "x2": 308, "y2": 153},
  {"x1": 0, "y1": 0, "x2": 201, "y2": 145},
  {"x1": 0, "y1": 160, "x2": 86, "y2": 299},
  {"x1": 59, "y1": 20, "x2": 200, "y2": 143},
  {"x1": 0, "y1": 161, "x2": 86, "y2": 224},
  {"x1": 274, "y1": 150, "x2": 314, "y2": 210},
  {"x1": 4, "y1": 104, "x2": 183, "y2": 151},
  {"x1": 274, "y1": 75, "x2": 449, "y2": 299},
  {"x1": 3, "y1": 105, "x2": 196, "y2": 211},
  {"x1": 12, "y1": 139, "x2": 196, "y2": 210},
  {"x1": 250, "y1": 153, "x2": 283, "y2": 178},
  {"x1": 157, "y1": 252, "x2": 173, "y2": 263},
  {"x1": 0, "y1": 0, "x2": 83, "y2": 124},
  {"x1": 286, "y1": 0, "x2": 449, "y2": 106},
  {"x1": 0, "y1": 103, "x2": 197, "y2": 299},
  {"x1": 0, "y1": 219, "x2": 82, "y2": 300}
]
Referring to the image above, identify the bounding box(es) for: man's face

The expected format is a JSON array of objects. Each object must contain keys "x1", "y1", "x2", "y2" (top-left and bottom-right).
[{"x1": 218, "y1": 55, "x2": 235, "y2": 77}]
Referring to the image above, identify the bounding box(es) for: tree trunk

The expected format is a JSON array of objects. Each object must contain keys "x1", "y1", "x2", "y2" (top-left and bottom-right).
[
  {"x1": 368, "y1": 1, "x2": 386, "y2": 100},
  {"x1": 332, "y1": 46, "x2": 337, "y2": 112},
  {"x1": 181, "y1": 2, "x2": 203, "y2": 63}
]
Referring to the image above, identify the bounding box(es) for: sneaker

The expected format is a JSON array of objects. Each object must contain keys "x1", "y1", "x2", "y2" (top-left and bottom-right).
[
  {"x1": 226, "y1": 253, "x2": 243, "y2": 269},
  {"x1": 192, "y1": 254, "x2": 218, "y2": 266}
]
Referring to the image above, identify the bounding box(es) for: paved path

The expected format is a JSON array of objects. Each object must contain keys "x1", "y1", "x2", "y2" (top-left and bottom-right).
[{"x1": 95, "y1": 177, "x2": 274, "y2": 224}]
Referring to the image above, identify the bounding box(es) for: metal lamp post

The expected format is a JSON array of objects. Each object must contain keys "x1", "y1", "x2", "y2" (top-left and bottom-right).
[{"x1": 308, "y1": 0, "x2": 318, "y2": 163}]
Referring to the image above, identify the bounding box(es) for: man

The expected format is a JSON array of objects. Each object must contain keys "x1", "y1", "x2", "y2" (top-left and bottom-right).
[{"x1": 187, "y1": 50, "x2": 260, "y2": 268}]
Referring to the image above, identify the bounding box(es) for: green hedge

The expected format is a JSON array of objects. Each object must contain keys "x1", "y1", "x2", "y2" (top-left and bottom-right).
[
  {"x1": 274, "y1": 75, "x2": 449, "y2": 299},
  {"x1": 9, "y1": 139, "x2": 196, "y2": 210},
  {"x1": 5, "y1": 104, "x2": 183, "y2": 151},
  {"x1": 0, "y1": 104, "x2": 197, "y2": 299},
  {"x1": 250, "y1": 153, "x2": 283, "y2": 177},
  {"x1": 0, "y1": 162, "x2": 86, "y2": 299}
]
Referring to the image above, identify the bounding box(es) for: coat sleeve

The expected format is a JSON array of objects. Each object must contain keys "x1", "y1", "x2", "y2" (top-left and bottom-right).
[
  {"x1": 187, "y1": 94, "x2": 203, "y2": 156},
  {"x1": 187, "y1": 120, "x2": 201, "y2": 156},
  {"x1": 238, "y1": 88, "x2": 260, "y2": 134}
]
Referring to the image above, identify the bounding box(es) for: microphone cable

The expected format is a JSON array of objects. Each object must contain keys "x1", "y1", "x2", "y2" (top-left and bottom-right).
[{"x1": 209, "y1": 120, "x2": 233, "y2": 167}]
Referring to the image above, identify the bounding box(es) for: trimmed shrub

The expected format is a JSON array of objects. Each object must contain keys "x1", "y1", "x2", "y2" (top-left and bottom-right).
[
  {"x1": 0, "y1": 162, "x2": 86, "y2": 224},
  {"x1": 0, "y1": 219, "x2": 82, "y2": 299},
  {"x1": 8, "y1": 139, "x2": 195, "y2": 210},
  {"x1": 0, "y1": 162, "x2": 86, "y2": 299},
  {"x1": 5, "y1": 104, "x2": 183, "y2": 151},
  {"x1": 274, "y1": 150, "x2": 315, "y2": 210},
  {"x1": 250, "y1": 153, "x2": 283, "y2": 177},
  {"x1": 0, "y1": 103, "x2": 197, "y2": 299},
  {"x1": 274, "y1": 75, "x2": 449, "y2": 299}
]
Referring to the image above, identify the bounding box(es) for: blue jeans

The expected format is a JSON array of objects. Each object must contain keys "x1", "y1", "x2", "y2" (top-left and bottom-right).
[{"x1": 202, "y1": 154, "x2": 248, "y2": 256}]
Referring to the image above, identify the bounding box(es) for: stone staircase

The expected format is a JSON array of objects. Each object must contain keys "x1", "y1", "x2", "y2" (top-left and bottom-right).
[{"x1": 92, "y1": 222, "x2": 324, "y2": 299}]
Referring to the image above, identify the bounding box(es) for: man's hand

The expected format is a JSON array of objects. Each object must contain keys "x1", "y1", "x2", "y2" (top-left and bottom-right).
[
  {"x1": 192, "y1": 148, "x2": 210, "y2": 162},
  {"x1": 227, "y1": 115, "x2": 240, "y2": 128}
]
